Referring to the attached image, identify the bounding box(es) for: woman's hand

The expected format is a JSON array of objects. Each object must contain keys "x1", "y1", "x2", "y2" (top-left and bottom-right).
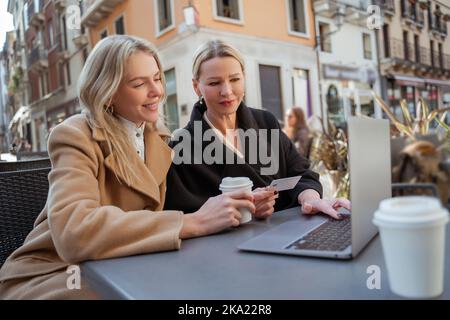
[
  {"x1": 252, "y1": 187, "x2": 278, "y2": 219},
  {"x1": 180, "y1": 190, "x2": 255, "y2": 239},
  {"x1": 298, "y1": 189, "x2": 351, "y2": 220}
]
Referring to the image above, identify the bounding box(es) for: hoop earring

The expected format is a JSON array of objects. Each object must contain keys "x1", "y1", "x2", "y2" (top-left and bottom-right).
[{"x1": 105, "y1": 104, "x2": 114, "y2": 114}]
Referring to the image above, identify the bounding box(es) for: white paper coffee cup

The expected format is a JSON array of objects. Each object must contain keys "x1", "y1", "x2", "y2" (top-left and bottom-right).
[
  {"x1": 219, "y1": 177, "x2": 253, "y2": 224},
  {"x1": 373, "y1": 196, "x2": 449, "y2": 298}
]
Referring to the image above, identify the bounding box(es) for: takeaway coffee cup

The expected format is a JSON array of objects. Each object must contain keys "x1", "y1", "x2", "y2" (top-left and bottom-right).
[
  {"x1": 219, "y1": 177, "x2": 253, "y2": 224},
  {"x1": 373, "y1": 196, "x2": 449, "y2": 298}
]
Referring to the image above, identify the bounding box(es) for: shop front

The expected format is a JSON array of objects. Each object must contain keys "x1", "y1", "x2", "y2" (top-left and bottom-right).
[
  {"x1": 386, "y1": 75, "x2": 449, "y2": 126},
  {"x1": 322, "y1": 64, "x2": 379, "y2": 128}
]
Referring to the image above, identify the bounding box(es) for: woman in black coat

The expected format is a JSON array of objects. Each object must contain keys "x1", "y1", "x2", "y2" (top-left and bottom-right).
[{"x1": 164, "y1": 40, "x2": 350, "y2": 220}]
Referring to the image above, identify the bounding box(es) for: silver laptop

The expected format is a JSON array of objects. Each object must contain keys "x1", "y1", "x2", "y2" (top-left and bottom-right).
[{"x1": 238, "y1": 117, "x2": 392, "y2": 259}]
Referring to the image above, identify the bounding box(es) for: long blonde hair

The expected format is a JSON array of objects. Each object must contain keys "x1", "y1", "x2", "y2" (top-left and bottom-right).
[
  {"x1": 77, "y1": 35, "x2": 166, "y2": 186},
  {"x1": 192, "y1": 40, "x2": 245, "y2": 80}
]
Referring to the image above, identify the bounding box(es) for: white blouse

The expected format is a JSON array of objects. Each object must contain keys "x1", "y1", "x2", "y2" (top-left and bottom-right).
[
  {"x1": 117, "y1": 115, "x2": 146, "y2": 161},
  {"x1": 203, "y1": 112, "x2": 244, "y2": 159}
]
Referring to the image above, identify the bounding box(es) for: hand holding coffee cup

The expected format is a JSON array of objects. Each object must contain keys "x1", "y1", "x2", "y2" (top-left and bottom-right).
[
  {"x1": 220, "y1": 177, "x2": 254, "y2": 224},
  {"x1": 373, "y1": 196, "x2": 449, "y2": 298}
]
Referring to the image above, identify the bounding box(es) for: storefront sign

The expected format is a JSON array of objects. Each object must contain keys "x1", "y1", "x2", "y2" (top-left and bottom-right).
[{"x1": 323, "y1": 64, "x2": 377, "y2": 83}]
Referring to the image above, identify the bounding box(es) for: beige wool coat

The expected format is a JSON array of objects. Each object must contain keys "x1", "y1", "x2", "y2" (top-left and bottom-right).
[{"x1": 0, "y1": 114, "x2": 184, "y2": 299}]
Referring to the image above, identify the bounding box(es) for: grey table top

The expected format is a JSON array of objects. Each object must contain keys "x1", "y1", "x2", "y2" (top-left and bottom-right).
[{"x1": 82, "y1": 207, "x2": 450, "y2": 300}]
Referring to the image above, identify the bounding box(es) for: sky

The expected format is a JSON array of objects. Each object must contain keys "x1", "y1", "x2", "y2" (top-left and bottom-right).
[{"x1": 0, "y1": 0, "x2": 14, "y2": 49}]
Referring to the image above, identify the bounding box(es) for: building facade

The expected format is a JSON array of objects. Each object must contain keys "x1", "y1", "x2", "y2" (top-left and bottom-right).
[
  {"x1": 81, "y1": 0, "x2": 321, "y2": 130},
  {"x1": 6, "y1": 0, "x2": 90, "y2": 152},
  {"x1": 375, "y1": 0, "x2": 450, "y2": 121},
  {"x1": 313, "y1": 0, "x2": 382, "y2": 128}
]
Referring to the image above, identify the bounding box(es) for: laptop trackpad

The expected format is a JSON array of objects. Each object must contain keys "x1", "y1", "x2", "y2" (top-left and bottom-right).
[{"x1": 238, "y1": 214, "x2": 327, "y2": 251}]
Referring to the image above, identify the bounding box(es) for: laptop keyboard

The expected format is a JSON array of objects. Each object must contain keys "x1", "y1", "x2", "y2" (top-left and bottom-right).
[{"x1": 286, "y1": 215, "x2": 351, "y2": 252}]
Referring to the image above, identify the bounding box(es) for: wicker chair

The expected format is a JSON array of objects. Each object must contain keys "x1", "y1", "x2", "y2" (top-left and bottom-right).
[
  {"x1": 0, "y1": 158, "x2": 51, "y2": 173},
  {"x1": 0, "y1": 168, "x2": 51, "y2": 267}
]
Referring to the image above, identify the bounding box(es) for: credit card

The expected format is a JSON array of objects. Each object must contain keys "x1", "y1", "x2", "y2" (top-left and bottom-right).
[{"x1": 269, "y1": 175, "x2": 302, "y2": 192}]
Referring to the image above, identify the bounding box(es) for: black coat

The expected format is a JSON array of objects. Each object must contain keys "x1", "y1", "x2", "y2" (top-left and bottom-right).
[{"x1": 164, "y1": 101, "x2": 322, "y2": 213}]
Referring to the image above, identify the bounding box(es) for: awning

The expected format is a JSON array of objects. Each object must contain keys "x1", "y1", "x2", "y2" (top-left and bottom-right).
[
  {"x1": 424, "y1": 78, "x2": 450, "y2": 88},
  {"x1": 389, "y1": 75, "x2": 450, "y2": 89},
  {"x1": 8, "y1": 106, "x2": 31, "y2": 131},
  {"x1": 389, "y1": 75, "x2": 426, "y2": 87}
]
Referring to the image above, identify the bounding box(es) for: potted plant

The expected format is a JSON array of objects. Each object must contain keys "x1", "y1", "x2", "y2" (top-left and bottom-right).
[{"x1": 373, "y1": 93, "x2": 450, "y2": 204}]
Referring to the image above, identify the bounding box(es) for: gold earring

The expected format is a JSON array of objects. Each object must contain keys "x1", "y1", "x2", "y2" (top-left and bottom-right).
[{"x1": 106, "y1": 104, "x2": 114, "y2": 114}]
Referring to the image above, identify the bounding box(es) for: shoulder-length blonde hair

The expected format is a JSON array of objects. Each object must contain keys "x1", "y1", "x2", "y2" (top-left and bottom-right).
[
  {"x1": 192, "y1": 40, "x2": 245, "y2": 80},
  {"x1": 77, "y1": 35, "x2": 166, "y2": 186}
]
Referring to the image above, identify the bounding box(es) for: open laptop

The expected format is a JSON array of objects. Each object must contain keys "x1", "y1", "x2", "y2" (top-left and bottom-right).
[{"x1": 238, "y1": 117, "x2": 392, "y2": 259}]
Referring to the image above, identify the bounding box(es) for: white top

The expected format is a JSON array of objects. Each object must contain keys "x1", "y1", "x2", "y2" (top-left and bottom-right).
[
  {"x1": 117, "y1": 114, "x2": 146, "y2": 161},
  {"x1": 203, "y1": 112, "x2": 244, "y2": 159}
]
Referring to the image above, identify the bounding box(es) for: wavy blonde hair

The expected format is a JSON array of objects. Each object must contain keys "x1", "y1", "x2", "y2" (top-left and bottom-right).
[
  {"x1": 192, "y1": 40, "x2": 245, "y2": 80},
  {"x1": 77, "y1": 35, "x2": 166, "y2": 186}
]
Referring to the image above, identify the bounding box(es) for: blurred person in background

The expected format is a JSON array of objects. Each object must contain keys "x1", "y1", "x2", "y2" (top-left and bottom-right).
[{"x1": 283, "y1": 107, "x2": 312, "y2": 158}]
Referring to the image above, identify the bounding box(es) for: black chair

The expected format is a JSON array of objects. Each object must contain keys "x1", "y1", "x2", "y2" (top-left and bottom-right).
[
  {"x1": 0, "y1": 167, "x2": 51, "y2": 267},
  {"x1": 0, "y1": 158, "x2": 51, "y2": 172},
  {"x1": 392, "y1": 182, "x2": 439, "y2": 198},
  {"x1": 16, "y1": 151, "x2": 49, "y2": 160}
]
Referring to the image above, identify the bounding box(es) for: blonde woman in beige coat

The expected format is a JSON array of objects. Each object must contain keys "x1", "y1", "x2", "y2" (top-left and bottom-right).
[{"x1": 0, "y1": 35, "x2": 255, "y2": 299}]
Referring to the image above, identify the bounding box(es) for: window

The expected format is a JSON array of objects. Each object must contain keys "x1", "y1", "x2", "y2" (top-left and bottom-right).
[
  {"x1": 48, "y1": 21, "x2": 54, "y2": 48},
  {"x1": 163, "y1": 68, "x2": 179, "y2": 132},
  {"x1": 319, "y1": 23, "x2": 331, "y2": 53},
  {"x1": 214, "y1": 0, "x2": 241, "y2": 21},
  {"x1": 66, "y1": 62, "x2": 71, "y2": 86},
  {"x1": 39, "y1": 71, "x2": 49, "y2": 98},
  {"x1": 403, "y1": 31, "x2": 409, "y2": 61},
  {"x1": 383, "y1": 24, "x2": 390, "y2": 57},
  {"x1": 61, "y1": 15, "x2": 68, "y2": 50},
  {"x1": 414, "y1": 35, "x2": 420, "y2": 63},
  {"x1": 427, "y1": 1, "x2": 433, "y2": 29},
  {"x1": 438, "y1": 43, "x2": 443, "y2": 68},
  {"x1": 259, "y1": 65, "x2": 283, "y2": 121},
  {"x1": 100, "y1": 29, "x2": 108, "y2": 39},
  {"x1": 115, "y1": 15, "x2": 125, "y2": 35},
  {"x1": 23, "y1": 2, "x2": 29, "y2": 29},
  {"x1": 292, "y1": 69, "x2": 310, "y2": 117},
  {"x1": 287, "y1": 0, "x2": 308, "y2": 35},
  {"x1": 155, "y1": 0, "x2": 174, "y2": 34},
  {"x1": 430, "y1": 40, "x2": 435, "y2": 67},
  {"x1": 362, "y1": 33, "x2": 372, "y2": 60}
]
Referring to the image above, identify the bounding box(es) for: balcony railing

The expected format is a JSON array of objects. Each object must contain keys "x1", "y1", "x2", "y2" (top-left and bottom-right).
[
  {"x1": 401, "y1": 1, "x2": 425, "y2": 28},
  {"x1": 445, "y1": 54, "x2": 450, "y2": 70},
  {"x1": 373, "y1": 0, "x2": 395, "y2": 15},
  {"x1": 430, "y1": 15, "x2": 448, "y2": 36},
  {"x1": 27, "y1": 0, "x2": 44, "y2": 28},
  {"x1": 81, "y1": 0, "x2": 123, "y2": 27},
  {"x1": 383, "y1": 39, "x2": 450, "y2": 72},
  {"x1": 28, "y1": 45, "x2": 48, "y2": 71}
]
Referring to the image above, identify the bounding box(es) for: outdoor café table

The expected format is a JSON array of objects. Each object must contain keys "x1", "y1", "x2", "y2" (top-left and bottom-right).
[{"x1": 82, "y1": 207, "x2": 450, "y2": 299}]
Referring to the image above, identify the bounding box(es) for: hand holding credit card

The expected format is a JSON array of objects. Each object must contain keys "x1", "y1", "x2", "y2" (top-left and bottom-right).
[{"x1": 269, "y1": 175, "x2": 302, "y2": 192}]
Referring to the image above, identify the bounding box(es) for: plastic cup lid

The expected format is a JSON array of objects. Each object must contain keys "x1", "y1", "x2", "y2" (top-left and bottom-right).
[
  {"x1": 373, "y1": 196, "x2": 449, "y2": 228},
  {"x1": 219, "y1": 177, "x2": 253, "y2": 190}
]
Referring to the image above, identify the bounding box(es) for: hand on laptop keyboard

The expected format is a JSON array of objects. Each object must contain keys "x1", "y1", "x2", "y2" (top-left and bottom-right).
[{"x1": 298, "y1": 190, "x2": 351, "y2": 220}]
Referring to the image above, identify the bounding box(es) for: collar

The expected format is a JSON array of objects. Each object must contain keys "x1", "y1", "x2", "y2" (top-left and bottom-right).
[
  {"x1": 116, "y1": 114, "x2": 145, "y2": 137},
  {"x1": 89, "y1": 115, "x2": 171, "y2": 143},
  {"x1": 85, "y1": 113, "x2": 173, "y2": 203},
  {"x1": 188, "y1": 100, "x2": 260, "y2": 132}
]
